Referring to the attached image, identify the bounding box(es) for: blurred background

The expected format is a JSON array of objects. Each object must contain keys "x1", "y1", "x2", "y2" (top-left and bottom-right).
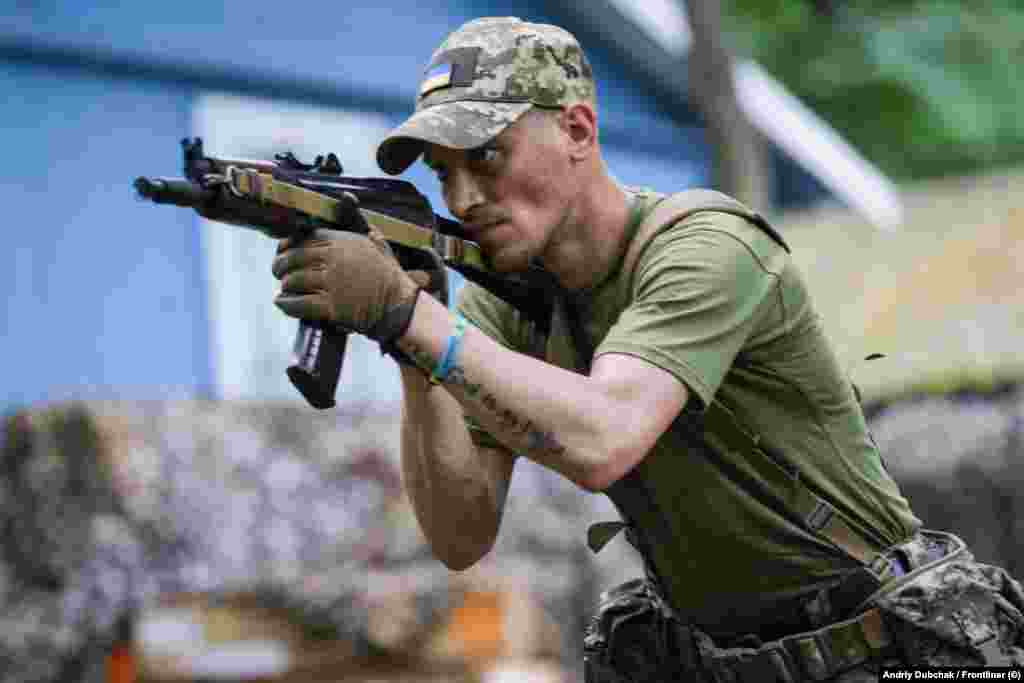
[{"x1": 1, "y1": 0, "x2": 1021, "y2": 681}]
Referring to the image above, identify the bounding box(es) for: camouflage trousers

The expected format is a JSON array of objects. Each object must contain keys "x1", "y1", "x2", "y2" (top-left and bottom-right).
[{"x1": 584, "y1": 531, "x2": 1024, "y2": 682}]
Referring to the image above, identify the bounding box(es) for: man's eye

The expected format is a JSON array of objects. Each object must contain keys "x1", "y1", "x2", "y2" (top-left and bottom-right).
[{"x1": 468, "y1": 145, "x2": 500, "y2": 165}]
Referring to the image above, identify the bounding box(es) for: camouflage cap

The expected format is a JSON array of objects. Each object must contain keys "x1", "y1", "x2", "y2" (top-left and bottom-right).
[{"x1": 376, "y1": 17, "x2": 595, "y2": 175}]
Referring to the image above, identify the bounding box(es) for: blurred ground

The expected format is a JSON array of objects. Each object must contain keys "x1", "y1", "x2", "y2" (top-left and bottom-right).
[{"x1": 0, "y1": 400, "x2": 634, "y2": 682}]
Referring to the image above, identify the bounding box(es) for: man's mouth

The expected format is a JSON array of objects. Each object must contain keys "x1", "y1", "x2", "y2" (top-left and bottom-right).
[{"x1": 466, "y1": 221, "x2": 503, "y2": 240}]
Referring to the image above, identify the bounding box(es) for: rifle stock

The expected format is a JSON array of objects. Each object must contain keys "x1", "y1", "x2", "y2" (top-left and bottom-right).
[{"x1": 135, "y1": 138, "x2": 555, "y2": 409}]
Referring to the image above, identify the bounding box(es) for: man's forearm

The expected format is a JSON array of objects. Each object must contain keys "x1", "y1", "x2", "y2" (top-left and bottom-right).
[
  {"x1": 396, "y1": 295, "x2": 626, "y2": 492},
  {"x1": 398, "y1": 365, "x2": 513, "y2": 569}
]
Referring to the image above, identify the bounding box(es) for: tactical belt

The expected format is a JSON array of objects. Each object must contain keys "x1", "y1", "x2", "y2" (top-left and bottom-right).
[
  {"x1": 698, "y1": 531, "x2": 966, "y2": 682},
  {"x1": 701, "y1": 605, "x2": 892, "y2": 682}
]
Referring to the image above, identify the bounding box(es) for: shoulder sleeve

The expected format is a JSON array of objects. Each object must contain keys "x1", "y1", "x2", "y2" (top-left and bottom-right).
[
  {"x1": 595, "y1": 211, "x2": 785, "y2": 411},
  {"x1": 454, "y1": 280, "x2": 529, "y2": 351},
  {"x1": 453, "y1": 281, "x2": 525, "y2": 452}
]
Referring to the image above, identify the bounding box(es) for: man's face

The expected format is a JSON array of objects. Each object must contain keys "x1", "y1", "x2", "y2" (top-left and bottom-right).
[{"x1": 423, "y1": 109, "x2": 576, "y2": 273}]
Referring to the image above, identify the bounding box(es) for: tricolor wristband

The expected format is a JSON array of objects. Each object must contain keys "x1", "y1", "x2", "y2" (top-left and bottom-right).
[{"x1": 430, "y1": 314, "x2": 468, "y2": 385}]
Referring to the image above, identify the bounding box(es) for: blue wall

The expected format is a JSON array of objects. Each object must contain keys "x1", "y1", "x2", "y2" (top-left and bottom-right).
[
  {"x1": 0, "y1": 0, "x2": 707, "y2": 159},
  {"x1": 1, "y1": 61, "x2": 213, "y2": 408}
]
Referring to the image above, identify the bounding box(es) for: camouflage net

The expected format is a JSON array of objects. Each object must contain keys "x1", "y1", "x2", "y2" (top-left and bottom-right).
[{"x1": 0, "y1": 400, "x2": 599, "y2": 681}]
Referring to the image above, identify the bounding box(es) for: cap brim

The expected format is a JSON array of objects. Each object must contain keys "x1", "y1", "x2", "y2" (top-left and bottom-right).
[{"x1": 376, "y1": 100, "x2": 533, "y2": 175}]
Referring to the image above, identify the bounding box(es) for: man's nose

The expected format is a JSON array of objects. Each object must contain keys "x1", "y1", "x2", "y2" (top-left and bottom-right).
[{"x1": 445, "y1": 168, "x2": 485, "y2": 221}]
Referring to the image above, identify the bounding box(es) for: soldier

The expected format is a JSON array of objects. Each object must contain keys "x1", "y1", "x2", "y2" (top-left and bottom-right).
[{"x1": 271, "y1": 16, "x2": 1024, "y2": 681}]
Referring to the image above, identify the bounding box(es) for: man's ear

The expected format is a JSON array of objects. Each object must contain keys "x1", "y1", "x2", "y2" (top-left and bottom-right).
[{"x1": 562, "y1": 103, "x2": 598, "y2": 162}]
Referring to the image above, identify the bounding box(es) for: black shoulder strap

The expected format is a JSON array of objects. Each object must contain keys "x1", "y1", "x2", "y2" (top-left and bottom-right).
[{"x1": 618, "y1": 189, "x2": 788, "y2": 311}]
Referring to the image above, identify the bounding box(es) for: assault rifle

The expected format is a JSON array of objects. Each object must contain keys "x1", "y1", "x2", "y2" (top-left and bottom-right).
[{"x1": 135, "y1": 138, "x2": 555, "y2": 409}]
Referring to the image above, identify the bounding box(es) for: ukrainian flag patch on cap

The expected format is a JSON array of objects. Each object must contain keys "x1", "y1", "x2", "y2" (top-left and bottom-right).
[{"x1": 420, "y1": 63, "x2": 453, "y2": 97}]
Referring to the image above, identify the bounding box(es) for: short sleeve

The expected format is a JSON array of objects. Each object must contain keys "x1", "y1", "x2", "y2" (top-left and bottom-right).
[
  {"x1": 454, "y1": 280, "x2": 523, "y2": 350},
  {"x1": 595, "y1": 212, "x2": 783, "y2": 411}
]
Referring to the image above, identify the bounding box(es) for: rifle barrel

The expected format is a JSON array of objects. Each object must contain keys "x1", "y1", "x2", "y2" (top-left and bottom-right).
[{"x1": 134, "y1": 177, "x2": 215, "y2": 208}]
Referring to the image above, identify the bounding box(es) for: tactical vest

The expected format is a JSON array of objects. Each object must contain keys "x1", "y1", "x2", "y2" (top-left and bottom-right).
[{"x1": 550, "y1": 189, "x2": 895, "y2": 616}]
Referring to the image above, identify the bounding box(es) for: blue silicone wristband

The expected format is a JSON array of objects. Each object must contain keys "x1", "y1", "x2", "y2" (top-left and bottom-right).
[{"x1": 430, "y1": 314, "x2": 468, "y2": 385}]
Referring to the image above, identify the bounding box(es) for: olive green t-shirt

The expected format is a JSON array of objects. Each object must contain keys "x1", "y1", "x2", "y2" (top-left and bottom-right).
[{"x1": 455, "y1": 192, "x2": 921, "y2": 636}]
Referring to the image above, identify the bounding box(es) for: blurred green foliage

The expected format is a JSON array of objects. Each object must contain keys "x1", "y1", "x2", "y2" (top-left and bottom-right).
[{"x1": 721, "y1": 0, "x2": 1024, "y2": 180}]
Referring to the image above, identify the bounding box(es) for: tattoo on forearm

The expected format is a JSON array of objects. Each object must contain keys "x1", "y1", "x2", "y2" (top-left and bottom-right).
[
  {"x1": 396, "y1": 338, "x2": 567, "y2": 458},
  {"x1": 446, "y1": 365, "x2": 567, "y2": 458}
]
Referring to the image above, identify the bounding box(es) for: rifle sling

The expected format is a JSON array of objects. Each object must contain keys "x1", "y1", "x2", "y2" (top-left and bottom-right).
[
  {"x1": 226, "y1": 167, "x2": 557, "y2": 334},
  {"x1": 228, "y1": 168, "x2": 490, "y2": 273}
]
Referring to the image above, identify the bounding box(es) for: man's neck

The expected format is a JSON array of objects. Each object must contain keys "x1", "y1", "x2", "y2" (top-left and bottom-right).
[{"x1": 540, "y1": 173, "x2": 631, "y2": 292}]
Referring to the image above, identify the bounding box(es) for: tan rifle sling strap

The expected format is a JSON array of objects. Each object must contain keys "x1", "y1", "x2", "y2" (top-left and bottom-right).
[
  {"x1": 586, "y1": 189, "x2": 892, "y2": 577},
  {"x1": 226, "y1": 165, "x2": 491, "y2": 272}
]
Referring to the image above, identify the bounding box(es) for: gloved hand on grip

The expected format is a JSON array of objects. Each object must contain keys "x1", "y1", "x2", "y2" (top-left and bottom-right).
[
  {"x1": 272, "y1": 228, "x2": 419, "y2": 339},
  {"x1": 271, "y1": 228, "x2": 447, "y2": 364}
]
